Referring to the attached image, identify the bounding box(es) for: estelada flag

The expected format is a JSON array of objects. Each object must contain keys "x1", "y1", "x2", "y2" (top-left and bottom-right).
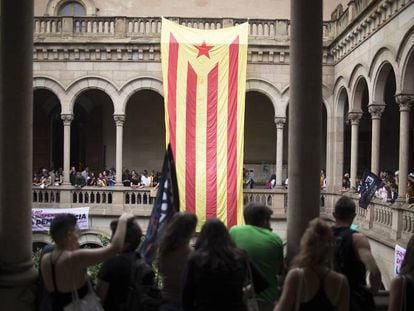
[{"x1": 161, "y1": 18, "x2": 248, "y2": 229}]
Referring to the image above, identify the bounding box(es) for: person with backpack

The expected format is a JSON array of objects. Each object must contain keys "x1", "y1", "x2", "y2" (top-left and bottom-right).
[
  {"x1": 332, "y1": 196, "x2": 382, "y2": 311},
  {"x1": 96, "y1": 217, "x2": 161, "y2": 311}
]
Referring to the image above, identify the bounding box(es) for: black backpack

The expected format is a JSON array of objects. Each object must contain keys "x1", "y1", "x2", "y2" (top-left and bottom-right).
[{"x1": 120, "y1": 252, "x2": 162, "y2": 311}]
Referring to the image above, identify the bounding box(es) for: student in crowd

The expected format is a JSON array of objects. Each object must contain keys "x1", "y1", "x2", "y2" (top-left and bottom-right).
[
  {"x1": 230, "y1": 203, "x2": 284, "y2": 311},
  {"x1": 275, "y1": 218, "x2": 349, "y2": 311},
  {"x1": 182, "y1": 219, "x2": 248, "y2": 311},
  {"x1": 332, "y1": 196, "x2": 381, "y2": 311},
  {"x1": 388, "y1": 234, "x2": 414, "y2": 311},
  {"x1": 40, "y1": 212, "x2": 133, "y2": 311},
  {"x1": 157, "y1": 212, "x2": 198, "y2": 311},
  {"x1": 96, "y1": 218, "x2": 143, "y2": 310}
]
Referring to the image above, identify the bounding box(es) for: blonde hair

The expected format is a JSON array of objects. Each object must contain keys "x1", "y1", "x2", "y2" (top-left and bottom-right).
[{"x1": 292, "y1": 217, "x2": 334, "y2": 269}]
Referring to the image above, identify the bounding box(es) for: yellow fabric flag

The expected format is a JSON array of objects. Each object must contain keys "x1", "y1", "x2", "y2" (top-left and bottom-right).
[{"x1": 161, "y1": 18, "x2": 248, "y2": 228}]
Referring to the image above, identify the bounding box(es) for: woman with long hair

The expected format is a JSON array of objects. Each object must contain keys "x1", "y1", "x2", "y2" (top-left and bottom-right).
[
  {"x1": 40, "y1": 212, "x2": 133, "y2": 311},
  {"x1": 182, "y1": 218, "x2": 248, "y2": 311},
  {"x1": 388, "y1": 234, "x2": 414, "y2": 311},
  {"x1": 275, "y1": 218, "x2": 349, "y2": 311},
  {"x1": 157, "y1": 212, "x2": 198, "y2": 311}
]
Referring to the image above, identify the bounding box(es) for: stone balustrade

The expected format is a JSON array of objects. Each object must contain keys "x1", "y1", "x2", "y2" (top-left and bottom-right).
[
  {"x1": 32, "y1": 186, "x2": 414, "y2": 245},
  {"x1": 33, "y1": 16, "x2": 313, "y2": 43}
]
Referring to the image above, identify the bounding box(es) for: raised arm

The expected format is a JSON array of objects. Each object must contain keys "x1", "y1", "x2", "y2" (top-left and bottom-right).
[
  {"x1": 73, "y1": 213, "x2": 134, "y2": 269},
  {"x1": 353, "y1": 233, "x2": 382, "y2": 293}
]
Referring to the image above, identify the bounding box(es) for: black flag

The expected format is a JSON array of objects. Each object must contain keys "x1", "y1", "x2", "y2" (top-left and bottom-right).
[
  {"x1": 139, "y1": 144, "x2": 179, "y2": 263},
  {"x1": 359, "y1": 169, "x2": 384, "y2": 209}
]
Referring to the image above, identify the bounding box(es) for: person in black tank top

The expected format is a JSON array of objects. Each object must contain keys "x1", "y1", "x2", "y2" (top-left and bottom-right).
[
  {"x1": 298, "y1": 269, "x2": 335, "y2": 311},
  {"x1": 40, "y1": 213, "x2": 135, "y2": 311},
  {"x1": 332, "y1": 197, "x2": 382, "y2": 311},
  {"x1": 275, "y1": 218, "x2": 349, "y2": 311}
]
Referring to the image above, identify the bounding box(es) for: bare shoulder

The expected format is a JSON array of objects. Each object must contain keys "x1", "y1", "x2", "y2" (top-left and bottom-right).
[
  {"x1": 285, "y1": 268, "x2": 301, "y2": 284},
  {"x1": 327, "y1": 270, "x2": 348, "y2": 284},
  {"x1": 40, "y1": 252, "x2": 51, "y2": 270},
  {"x1": 352, "y1": 232, "x2": 370, "y2": 248}
]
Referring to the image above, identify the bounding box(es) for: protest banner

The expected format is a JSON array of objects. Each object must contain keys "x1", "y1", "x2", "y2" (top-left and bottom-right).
[
  {"x1": 394, "y1": 244, "x2": 406, "y2": 276},
  {"x1": 32, "y1": 207, "x2": 90, "y2": 231}
]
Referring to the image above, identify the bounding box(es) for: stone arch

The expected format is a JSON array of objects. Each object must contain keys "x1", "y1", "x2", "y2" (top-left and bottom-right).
[
  {"x1": 281, "y1": 85, "x2": 331, "y2": 117},
  {"x1": 369, "y1": 48, "x2": 398, "y2": 104},
  {"x1": 119, "y1": 77, "x2": 164, "y2": 114},
  {"x1": 245, "y1": 78, "x2": 281, "y2": 116},
  {"x1": 397, "y1": 26, "x2": 414, "y2": 94},
  {"x1": 349, "y1": 64, "x2": 370, "y2": 111},
  {"x1": 78, "y1": 231, "x2": 108, "y2": 247},
  {"x1": 33, "y1": 76, "x2": 65, "y2": 104},
  {"x1": 32, "y1": 232, "x2": 53, "y2": 245},
  {"x1": 334, "y1": 77, "x2": 350, "y2": 118},
  {"x1": 322, "y1": 84, "x2": 333, "y2": 117},
  {"x1": 45, "y1": 0, "x2": 97, "y2": 16},
  {"x1": 66, "y1": 76, "x2": 118, "y2": 114}
]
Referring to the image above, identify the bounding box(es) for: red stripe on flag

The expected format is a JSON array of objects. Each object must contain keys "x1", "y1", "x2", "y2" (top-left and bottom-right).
[
  {"x1": 186, "y1": 63, "x2": 197, "y2": 214},
  {"x1": 227, "y1": 37, "x2": 239, "y2": 228},
  {"x1": 206, "y1": 64, "x2": 218, "y2": 219},
  {"x1": 168, "y1": 33, "x2": 179, "y2": 157}
]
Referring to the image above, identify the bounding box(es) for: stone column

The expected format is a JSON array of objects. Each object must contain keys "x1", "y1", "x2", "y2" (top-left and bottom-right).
[
  {"x1": 287, "y1": 0, "x2": 322, "y2": 261},
  {"x1": 0, "y1": 0, "x2": 37, "y2": 309},
  {"x1": 114, "y1": 115, "x2": 125, "y2": 185},
  {"x1": 274, "y1": 117, "x2": 286, "y2": 187},
  {"x1": 61, "y1": 114, "x2": 73, "y2": 185},
  {"x1": 395, "y1": 94, "x2": 413, "y2": 200},
  {"x1": 368, "y1": 104, "x2": 385, "y2": 175},
  {"x1": 348, "y1": 112, "x2": 362, "y2": 190}
]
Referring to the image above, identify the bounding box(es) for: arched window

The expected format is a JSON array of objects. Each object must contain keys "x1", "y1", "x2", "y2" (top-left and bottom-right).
[{"x1": 58, "y1": 1, "x2": 86, "y2": 16}]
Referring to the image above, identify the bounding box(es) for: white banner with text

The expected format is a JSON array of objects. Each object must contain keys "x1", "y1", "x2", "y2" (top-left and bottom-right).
[
  {"x1": 32, "y1": 207, "x2": 90, "y2": 232},
  {"x1": 394, "y1": 244, "x2": 406, "y2": 276}
]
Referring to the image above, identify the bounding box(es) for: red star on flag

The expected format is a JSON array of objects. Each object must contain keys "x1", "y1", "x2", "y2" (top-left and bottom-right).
[{"x1": 194, "y1": 41, "x2": 214, "y2": 58}]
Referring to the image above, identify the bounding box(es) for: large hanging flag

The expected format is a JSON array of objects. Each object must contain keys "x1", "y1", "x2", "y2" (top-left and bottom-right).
[{"x1": 161, "y1": 18, "x2": 248, "y2": 228}]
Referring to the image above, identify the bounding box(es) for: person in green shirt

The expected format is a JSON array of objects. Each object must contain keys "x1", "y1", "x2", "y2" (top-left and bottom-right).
[{"x1": 230, "y1": 203, "x2": 284, "y2": 311}]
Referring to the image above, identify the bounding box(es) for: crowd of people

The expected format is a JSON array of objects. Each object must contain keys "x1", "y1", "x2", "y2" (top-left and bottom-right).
[
  {"x1": 341, "y1": 169, "x2": 414, "y2": 204},
  {"x1": 36, "y1": 196, "x2": 414, "y2": 311},
  {"x1": 32, "y1": 166, "x2": 162, "y2": 189}
]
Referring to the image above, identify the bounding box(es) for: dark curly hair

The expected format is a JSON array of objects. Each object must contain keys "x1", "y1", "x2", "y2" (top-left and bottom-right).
[{"x1": 50, "y1": 214, "x2": 77, "y2": 244}]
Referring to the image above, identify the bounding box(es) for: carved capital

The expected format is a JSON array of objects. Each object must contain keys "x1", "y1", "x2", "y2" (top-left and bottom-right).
[
  {"x1": 61, "y1": 114, "x2": 73, "y2": 126},
  {"x1": 274, "y1": 117, "x2": 286, "y2": 129},
  {"x1": 114, "y1": 114, "x2": 125, "y2": 126},
  {"x1": 395, "y1": 93, "x2": 414, "y2": 112},
  {"x1": 368, "y1": 104, "x2": 385, "y2": 119},
  {"x1": 347, "y1": 111, "x2": 363, "y2": 125}
]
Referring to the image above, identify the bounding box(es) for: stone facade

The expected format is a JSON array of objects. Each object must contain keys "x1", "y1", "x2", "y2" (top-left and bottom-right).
[{"x1": 30, "y1": 0, "x2": 414, "y2": 286}]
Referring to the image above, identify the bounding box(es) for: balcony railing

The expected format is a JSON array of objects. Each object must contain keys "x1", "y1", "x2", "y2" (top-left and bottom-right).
[
  {"x1": 32, "y1": 185, "x2": 414, "y2": 245},
  {"x1": 33, "y1": 16, "x2": 335, "y2": 42}
]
